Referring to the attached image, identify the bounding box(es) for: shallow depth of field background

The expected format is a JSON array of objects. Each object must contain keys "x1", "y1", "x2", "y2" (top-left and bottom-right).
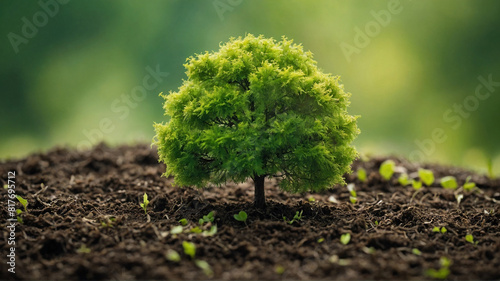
[{"x1": 1, "y1": 0, "x2": 500, "y2": 175}]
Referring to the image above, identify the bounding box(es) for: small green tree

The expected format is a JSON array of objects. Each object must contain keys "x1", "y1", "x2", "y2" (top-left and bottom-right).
[{"x1": 154, "y1": 34, "x2": 359, "y2": 209}]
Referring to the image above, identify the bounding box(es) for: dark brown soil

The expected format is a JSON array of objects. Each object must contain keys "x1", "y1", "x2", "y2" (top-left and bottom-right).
[{"x1": 1, "y1": 143, "x2": 499, "y2": 280}]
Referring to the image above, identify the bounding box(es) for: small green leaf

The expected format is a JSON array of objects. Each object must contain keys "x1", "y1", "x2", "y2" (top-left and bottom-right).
[
  {"x1": 16, "y1": 195, "x2": 28, "y2": 212},
  {"x1": 463, "y1": 176, "x2": 476, "y2": 191},
  {"x1": 347, "y1": 183, "x2": 356, "y2": 197},
  {"x1": 234, "y1": 211, "x2": 248, "y2": 222},
  {"x1": 412, "y1": 248, "x2": 422, "y2": 255},
  {"x1": 426, "y1": 268, "x2": 450, "y2": 279},
  {"x1": 418, "y1": 168, "x2": 435, "y2": 186},
  {"x1": 432, "y1": 226, "x2": 440, "y2": 232},
  {"x1": 440, "y1": 176, "x2": 458, "y2": 189},
  {"x1": 182, "y1": 241, "x2": 196, "y2": 259},
  {"x1": 465, "y1": 234, "x2": 474, "y2": 244},
  {"x1": 170, "y1": 225, "x2": 183, "y2": 235},
  {"x1": 379, "y1": 160, "x2": 395, "y2": 180},
  {"x1": 179, "y1": 218, "x2": 188, "y2": 226},
  {"x1": 440, "y1": 257, "x2": 451, "y2": 268},
  {"x1": 203, "y1": 225, "x2": 217, "y2": 236},
  {"x1": 190, "y1": 227, "x2": 203, "y2": 233},
  {"x1": 76, "y1": 245, "x2": 91, "y2": 254},
  {"x1": 308, "y1": 196, "x2": 316, "y2": 202},
  {"x1": 195, "y1": 260, "x2": 213, "y2": 277},
  {"x1": 140, "y1": 193, "x2": 149, "y2": 214},
  {"x1": 16, "y1": 209, "x2": 22, "y2": 215},
  {"x1": 3, "y1": 184, "x2": 8, "y2": 189},
  {"x1": 340, "y1": 233, "x2": 351, "y2": 245},
  {"x1": 165, "y1": 249, "x2": 181, "y2": 262},
  {"x1": 412, "y1": 180, "x2": 422, "y2": 190},
  {"x1": 317, "y1": 238, "x2": 325, "y2": 243},
  {"x1": 17, "y1": 216, "x2": 23, "y2": 224},
  {"x1": 398, "y1": 173, "x2": 410, "y2": 186},
  {"x1": 357, "y1": 168, "x2": 367, "y2": 182},
  {"x1": 275, "y1": 265, "x2": 285, "y2": 275},
  {"x1": 440, "y1": 227, "x2": 447, "y2": 234},
  {"x1": 349, "y1": 196, "x2": 357, "y2": 204}
]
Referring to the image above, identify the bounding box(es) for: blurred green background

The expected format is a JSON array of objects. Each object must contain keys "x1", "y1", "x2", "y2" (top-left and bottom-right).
[{"x1": 1, "y1": 0, "x2": 500, "y2": 175}]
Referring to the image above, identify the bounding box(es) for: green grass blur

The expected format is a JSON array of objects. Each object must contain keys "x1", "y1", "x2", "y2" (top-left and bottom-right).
[{"x1": 1, "y1": 0, "x2": 499, "y2": 175}]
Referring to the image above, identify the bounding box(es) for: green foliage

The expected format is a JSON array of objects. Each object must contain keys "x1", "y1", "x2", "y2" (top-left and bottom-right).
[
  {"x1": 411, "y1": 180, "x2": 422, "y2": 190},
  {"x1": 465, "y1": 234, "x2": 477, "y2": 244},
  {"x1": 234, "y1": 211, "x2": 248, "y2": 223},
  {"x1": 166, "y1": 249, "x2": 181, "y2": 262},
  {"x1": 199, "y1": 211, "x2": 215, "y2": 225},
  {"x1": 412, "y1": 248, "x2": 422, "y2": 256},
  {"x1": 203, "y1": 225, "x2": 218, "y2": 237},
  {"x1": 179, "y1": 218, "x2": 188, "y2": 226},
  {"x1": 440, "y1": 176, "x2": 458, "y2": 189},
  {"x1": 418, "y1": 168, "x2": 435, "y2": 186},
  {"x1": 16, "y1": 195, "x2": 28, "y2": 212},
  {"x1": 463, "y1": 176, "x2": 476, "y2": 191},
  {"x1": 182, "y1": 241, "x2": 196, "y2": 259},
  {"x1": 379, "y1": 160, "x2": 395, "y2": 180},
  {"x1": 195, "y1": 260, "x2": 213, "y2": 277},
  {"x1": 426, "y1": 257, "x2": 451, "y2": 279},
  {"x1": 140, "y1": 193, "x2": 149, "y2": 214},
  {"x1": 398, "y1": 173, "x2": 410, "y2": 186},
  {"x1": 283, "y1": 210, "x2": 303, "y2": 225},
  {"x1": 487, "y1": 157, "x2": 494, "y2": 179},
  {"x1": 317, "y1": 238, "x2": 325, "y2": 243},
  {"x1": 357, "y1": 168, "x2": 367, "y2": 182},
  {"x1": 340, "y1": 233, "x2": 351, "y2": 245},
  {"x1": 76, "y1": 245, "x2": 91, "y2": 254},
  {"x1": 190, "y1": 227, "x2": 203, "y2": 234},
  {"x1": 153, "y1": 34, "x2": 359, "y2": 197},
  {"x1": 171, "y1": 225, "x2": 183, "y2": 235},
  {"x1": 433, "y1": 226, "x2": 447, "y2": 233}
]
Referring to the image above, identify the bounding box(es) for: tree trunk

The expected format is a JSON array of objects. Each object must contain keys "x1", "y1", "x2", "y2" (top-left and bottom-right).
[{"x1": 253, "y1": 175, "x2": 266, "y2": 209}]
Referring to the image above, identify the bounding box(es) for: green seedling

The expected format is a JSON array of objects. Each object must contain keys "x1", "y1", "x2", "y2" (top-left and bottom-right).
[
  {"x1": 340, "y1": 233, "x2": 351, "y2": 245},
  {"x1": 317, "y1": 238, "x2": 325, "y2": 243},
  {"x1": 189, "y1": 227, "x2": 203, "y2": 234},
  {"x1": 357, "y1": 168, "x2": 367, "y2": 182},
  {"x1": 456, "y1": 193, "x2": 464, "y2": 206},
  {"x1": 347, "y1": 183, "x2": 356, "y2": 197},
  {"x1": 76, "y1": 244, "x2": 91, "y2": 254},
  {"x1": 418, "y1": 168, "x2": 435, "y2": 186},
  {"x1": 140, "y1": 193, "x2": 149, "y2": 214},
  {"x1": 100, "y1": 217, "x2": 116, "y2": 228},
  {"x1": 16, "y1": 209, "x2": 23, "y2": 224},
  {"x1": 411, "y1": 180, "x2": 422, "y2": 190},
  {"x1": 234, "y1": 211, "x2": 248, "y2": 224},
  {"x1": 463, "y1": 176, "x2": 476, "y2": 191},
  {"x1": 432, "y1": 226, "x2": 447, "y2": 234},
  {"x1": 412, "y1": 248, "x2": 422, "y2": 256},
  {"x1": 275, "y1": 265, "x2": 285, "y2": 275},
  {"x1": 362, "y1": 247, "x2": 376, "y2": 254},
  {"x1": 398, "y1": 173, "x2": 410, "y2": 186},
  {"x1": 16, "y1": 195, "x2": 28, "y2": 212},
  {"x1": 440, "y1": 176, "x2": 458, "y2": 189},
  {"x1": 426, "y1": 257, "x2": 451, "y2": 280},
  {"x1": 171, "y1": 225, "x2": 183, "y2": 235},
  {"x1": 374, "y1": 220, "x2": 379, "y2": 226},
  {"x1": 165, "y1": 249, "x2": 181, "y2": 262},
  {"x1": 308, "y1": 196, "x2": 316, "y2": 202},
  {"x1": 179, "y1": 218, "x2": 188, "y2": 226},
  {"x1": 283, "y1": 210, "x2": 303, "y2": 225},
  {"x1": 349, "y1": 196, "x2": 357, "y2": 204},
  {"x1": 199, "y1": 211, "x2": 215, "y2": 225},
  {"x1": 203, "y1": 225, "x2": 218, "y2": 237},
  {"x1": 379, "y1": 160, "x2": 395, "y2": 180},
  {"x1": 195, "y1": 260, "x2": 213, "y2": 277},
  {"x1": 153, "y1": 34, "x2": 359, "y2": 210},
  {"x1": 182, "y1": 241, "x2": 196, "y2": 259},
  {"x1": 465, "y1": 234, "x2": 478, "y2": 244}
]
